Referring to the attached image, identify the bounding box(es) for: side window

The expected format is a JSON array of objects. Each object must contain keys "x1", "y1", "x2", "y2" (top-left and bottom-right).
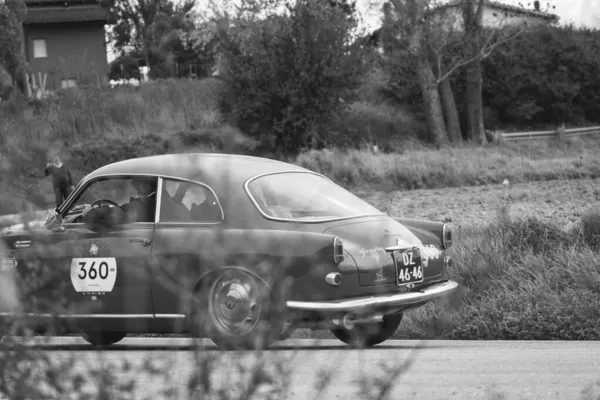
[
  {"x1": 159, "y1": 179, "x2": 223, "y2": 223},
  {"x1": 63, "y1": 176, "x2": 158, "y2": 223}
]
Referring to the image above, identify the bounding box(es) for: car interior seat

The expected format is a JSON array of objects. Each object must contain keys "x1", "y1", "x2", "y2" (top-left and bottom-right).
[
  {"x1": 160, "y1": 188, "x2": 190, "y2": 221},
  {"x1": 190, "y1": 194, "x2": 221, "y2": 222}
]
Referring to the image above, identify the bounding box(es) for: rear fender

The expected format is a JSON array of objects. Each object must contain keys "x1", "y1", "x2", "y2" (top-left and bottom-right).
[
  {"x1": 189, "y1": 229, "x2": 352, "y2": 289},
  {"x1": 393, "y1": 217, "x2": 452, "y2": 280},
  {"x1": 393, "y1": 218, "x2": 444, "y2": 247}
]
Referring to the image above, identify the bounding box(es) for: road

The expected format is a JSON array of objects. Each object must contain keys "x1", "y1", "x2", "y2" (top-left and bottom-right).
[{"x1": 2, "y1": 337, "x2": 600, "y2": 399}]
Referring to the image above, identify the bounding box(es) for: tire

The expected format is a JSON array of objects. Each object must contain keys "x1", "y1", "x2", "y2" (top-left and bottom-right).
[
  {"x1": 80, "y1": 331, "x2": 127, "y2": 346},
  {"x1": 331, "y1": 313, "x2": 403, "y2": 348},
  {"x1": 195, "y1": 268, "x2": 284, "y2": 350}
]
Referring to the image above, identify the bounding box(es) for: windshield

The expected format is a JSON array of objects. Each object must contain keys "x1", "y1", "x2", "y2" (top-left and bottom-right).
[{"x1": 246, "y1": 172, "x2": 383, "y2": 222}]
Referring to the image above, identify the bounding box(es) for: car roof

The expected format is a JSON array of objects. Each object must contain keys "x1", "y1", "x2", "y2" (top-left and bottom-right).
[{"x1": 83, "y1": 153, "x2": 311, "y2": 187}]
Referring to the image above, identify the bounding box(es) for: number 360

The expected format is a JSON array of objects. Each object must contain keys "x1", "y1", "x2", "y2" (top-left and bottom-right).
[{"x1": 78, "y1": 261, "x2": 109, "y2": 280}]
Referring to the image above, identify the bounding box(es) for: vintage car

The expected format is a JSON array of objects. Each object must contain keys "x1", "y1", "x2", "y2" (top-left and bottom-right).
[{"x1": 0, "y1": 153, "x2": 458, "y2": 349}]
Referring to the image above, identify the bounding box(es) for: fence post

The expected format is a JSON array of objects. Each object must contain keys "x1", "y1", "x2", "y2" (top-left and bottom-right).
[
  {"x1": 556, "y1": 123, "x2": 565, "y2": 140},
  {"x1": 371, "y1": 139, "x2": 379, "y2": 154}
]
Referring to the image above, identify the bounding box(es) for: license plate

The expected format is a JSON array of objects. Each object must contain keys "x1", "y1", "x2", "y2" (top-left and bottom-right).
[{"x1": 393, "y1": 248, "x2": 424, "y2": 286}]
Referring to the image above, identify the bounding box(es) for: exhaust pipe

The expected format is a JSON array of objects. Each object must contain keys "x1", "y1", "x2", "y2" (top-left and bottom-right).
[
  {"x1": 339, "y1": 313, "x2": 384, "y2": 330},
  {"x1": 302, "y1": 312, "x2": 390, "y2": 331}
]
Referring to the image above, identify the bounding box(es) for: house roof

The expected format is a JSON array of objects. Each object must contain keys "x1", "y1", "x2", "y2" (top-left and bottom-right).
[
  {"x1": 429, "y1": 0, "x2": 559, "y2": 21},
  {"x1": 23, "y1": 0, "x2": 112, "y2": 24}
]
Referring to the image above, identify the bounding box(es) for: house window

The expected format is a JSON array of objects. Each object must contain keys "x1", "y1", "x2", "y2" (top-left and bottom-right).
[{"x1": 32, "y1": 39, "x2": 47, "y2": 58}]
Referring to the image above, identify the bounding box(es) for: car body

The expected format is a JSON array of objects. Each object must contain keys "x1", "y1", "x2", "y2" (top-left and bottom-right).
[{"x1": 0, "y1": 153, "x2": 458, "y2": 349}]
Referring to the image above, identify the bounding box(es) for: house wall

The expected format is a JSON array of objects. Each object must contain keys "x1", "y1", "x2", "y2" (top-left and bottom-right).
[
  {"x1": 23, "y1": 21, "x2": 108, "y2": 91},
  {"x1": 429, "y1": 5, "x2": 554, "y2": 32}
]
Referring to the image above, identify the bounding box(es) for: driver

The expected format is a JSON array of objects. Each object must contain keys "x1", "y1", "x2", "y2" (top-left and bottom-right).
[{"x1": 121, "y1": 178, "x2": 157, "y2": 223}]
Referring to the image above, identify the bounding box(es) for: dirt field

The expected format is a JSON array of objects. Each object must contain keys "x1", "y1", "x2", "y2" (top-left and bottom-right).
[{"x1": 356, "y1": 177, "x2": 600, "y2": 228}]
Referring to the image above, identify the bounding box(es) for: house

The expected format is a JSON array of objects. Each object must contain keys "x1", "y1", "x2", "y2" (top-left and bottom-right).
[
  {"x1": 21, "y1": 0, "x2": 113, "y2": 91},
  {"x1": 427, "y1": 0, "x2": 559, "y2": 32},
  {"x1": 367, "y1": 0, "x2": 559, "y2": 54}
]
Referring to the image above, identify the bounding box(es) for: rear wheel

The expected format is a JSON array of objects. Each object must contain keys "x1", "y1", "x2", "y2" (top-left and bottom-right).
[
  {"x1": 195, "y1": 268, "x2": 283, "y2": 350},
  {"x1": 331, "y1": 313, "x2": 403, "y2": 348},
  {"x1": 80, "y1": 331, "x2": 127, "y2": 346}
]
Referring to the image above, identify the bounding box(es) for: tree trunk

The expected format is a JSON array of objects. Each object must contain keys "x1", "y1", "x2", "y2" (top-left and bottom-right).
[
  {"x1": 439, "y1": 76, "x2": 462, "y2": 143},
  {"x1": 463, "y1": 0, "x2": 487, "y2": 145},
  {"x1": 465, "y1": 57, "x2": 486, "y2": 144},
  {"x1": 428, "y1": 47, "x2": 462, "y2": 144},
  {"x1": 416, "y1": 55, "x2": 448, "y2": 146}
]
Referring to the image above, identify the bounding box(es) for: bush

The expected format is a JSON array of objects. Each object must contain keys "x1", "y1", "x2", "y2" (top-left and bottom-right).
[
  {"x1": 215, "y1": 0, "x2": 369, "y2": 155},
  {"x1": 0, "y1": 79, "x2": 228, "y2": 176},
  {"x1": 326, "y1": 101, "x2": 427, "y2": 150},
  {"x1": 67, "y1": 126, "x2": 257, "y2": 176}
]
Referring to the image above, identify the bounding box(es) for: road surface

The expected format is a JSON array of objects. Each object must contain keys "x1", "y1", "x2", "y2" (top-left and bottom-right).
[{"x1": 2, "y1": 337, "x2": 600, "y2": 399}]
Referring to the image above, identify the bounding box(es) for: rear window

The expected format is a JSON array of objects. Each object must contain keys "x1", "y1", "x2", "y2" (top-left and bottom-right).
[{"x1": 246, "y1": 172, "x2": 383, "y2": 222}]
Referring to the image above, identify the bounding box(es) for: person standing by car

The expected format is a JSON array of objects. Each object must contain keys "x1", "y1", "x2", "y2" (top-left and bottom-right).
[{"x1": 45, "y1": 155, "x2": 74, "y2": 208}]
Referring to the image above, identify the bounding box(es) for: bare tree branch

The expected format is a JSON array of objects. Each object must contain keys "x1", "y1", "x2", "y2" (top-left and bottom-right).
[
  {"x1": 481, "y1": 27, "x2": 526, "y2": 58},
  {"x1": 430, "y1": 0, "x2": 532, "y2": 84},
  {"x1": 434, "y1": 25, "x2": 525, "y2": 83}
]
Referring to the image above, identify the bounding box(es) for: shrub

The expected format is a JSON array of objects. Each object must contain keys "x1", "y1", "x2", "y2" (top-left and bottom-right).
[
  {"x1": 326, "y1": 101, "x2": 427, "y2": 150},
  {"x1": 215, "y1": 0, "x2": 369, "y2": 155}
]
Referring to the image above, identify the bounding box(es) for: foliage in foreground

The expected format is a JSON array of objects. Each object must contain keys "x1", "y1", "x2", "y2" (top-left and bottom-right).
[{"x1": 400, "y1": 204, "x2": 600, "y2": 340}]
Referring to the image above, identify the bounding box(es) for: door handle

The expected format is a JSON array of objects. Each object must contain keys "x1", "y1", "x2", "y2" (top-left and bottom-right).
[{"x1": 130, "y1": 238, "x2": 152, "y2": 246}]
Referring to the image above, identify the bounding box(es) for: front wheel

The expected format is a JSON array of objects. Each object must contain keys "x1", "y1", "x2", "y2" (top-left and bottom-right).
[
  {"x1": 331, "y1": 313, "x2": 403, "y2": 348},
  {"x1": 80, "y1": 331, "x2": 127, "y2": 346},
  {"x1": 197, "y1": 269, "x2": 284, "y2": 350}
]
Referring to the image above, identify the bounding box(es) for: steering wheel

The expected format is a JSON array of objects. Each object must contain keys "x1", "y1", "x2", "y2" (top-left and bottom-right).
[{"x1": 90, "y1": 199, "x2": 120, "y2": 209}]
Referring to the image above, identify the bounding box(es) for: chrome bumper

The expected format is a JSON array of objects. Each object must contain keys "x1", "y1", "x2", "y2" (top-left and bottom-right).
[{"x1": 285, "y1": 280, "x2": 459, "y2": 314}]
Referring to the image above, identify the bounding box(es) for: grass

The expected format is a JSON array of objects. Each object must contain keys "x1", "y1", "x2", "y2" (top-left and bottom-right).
[
  {"x1": 397, "y1": 203, "x2": 600, "y2": 340},
  {"x1": 295, "y1": 136, "x2": 600, "y2": 191}
]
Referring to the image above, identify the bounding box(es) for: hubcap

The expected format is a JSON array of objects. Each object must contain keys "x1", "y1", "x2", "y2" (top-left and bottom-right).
[{"x1": 209, "y1": 271, "x2": 263, "y2": 337}]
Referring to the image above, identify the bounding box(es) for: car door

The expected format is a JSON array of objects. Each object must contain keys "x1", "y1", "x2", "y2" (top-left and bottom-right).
[
  {"x1": 53, "y1": 175, "x2": 157, "y2": 318},
  {"x1": 150, "y1": 177, "x2": 225, "y2": 320}
]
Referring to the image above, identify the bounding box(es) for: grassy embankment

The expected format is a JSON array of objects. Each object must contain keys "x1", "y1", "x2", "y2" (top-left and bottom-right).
[{"x1": 1, "y1": 78, "x2": 600, "y2": 341}]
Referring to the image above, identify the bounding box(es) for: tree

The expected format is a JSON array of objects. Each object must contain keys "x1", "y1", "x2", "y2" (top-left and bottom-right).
[
  {"x1": 0, "y1": 0, "x2": 26, "y2": 97},
  {"x1": 200, "y1": 0, "x2": 369, "y2": 155},
  {"x1": 381, "y1": 0, "x2": 557, "y2": 144},
  {"x1": 101, "y1": 0, "x2": 197, "y2": 77},
  {"x1": 108, "y1": 55, "x2": 141, "y2": 81},
  {"x1": 386, "y1": 0, "x2": 449, "y2": 146},
  {"x1": 430, "y1": 0, "x2": 557, "y2": 143}
]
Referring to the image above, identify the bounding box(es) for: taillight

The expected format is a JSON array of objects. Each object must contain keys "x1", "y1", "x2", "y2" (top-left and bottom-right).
[
  {"x1": 333, "y1": 236, "x2": 344, "y2": 263},
  {"x1": 442, "y1": 224, "x2": 452, "y2": 249}
]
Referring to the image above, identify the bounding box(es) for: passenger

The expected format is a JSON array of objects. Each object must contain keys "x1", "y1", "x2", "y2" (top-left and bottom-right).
[{"x1": 121, "y1": 178, "x2": 157, "y2": 223}]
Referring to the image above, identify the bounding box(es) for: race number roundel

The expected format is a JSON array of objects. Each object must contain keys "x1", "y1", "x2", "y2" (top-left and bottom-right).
[{"x1": 70, "y1": 258, "x2": 117, "y2": 293}]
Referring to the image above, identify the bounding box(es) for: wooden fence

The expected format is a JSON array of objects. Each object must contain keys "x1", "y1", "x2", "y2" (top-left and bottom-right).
[{"x1": 499, "y1": 125, "x2": 600, "y2": 141}]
